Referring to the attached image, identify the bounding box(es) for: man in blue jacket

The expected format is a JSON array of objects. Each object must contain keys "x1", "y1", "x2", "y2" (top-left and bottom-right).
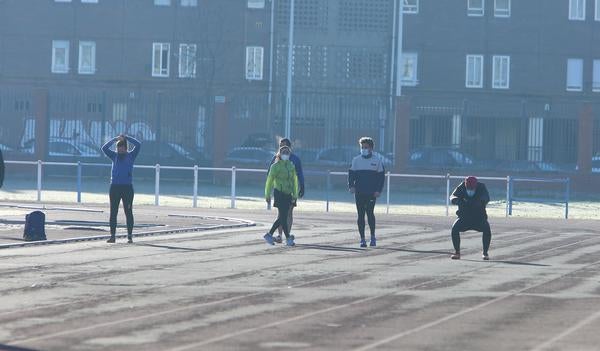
[
  {"x1": 102, "y1": 134, "x2": 141, "y2": 244},
  {"x1": 267, "y1": 138, "x2": 304, "y2": 243},
  {"x1": 348, "y1": 137, "x2": 385, "y2": 248}
]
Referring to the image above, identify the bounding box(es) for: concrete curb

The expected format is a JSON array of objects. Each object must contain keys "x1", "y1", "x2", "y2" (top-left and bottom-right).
[{"x1": 0, "y1": 216, "x2": 256, "y2": 250}]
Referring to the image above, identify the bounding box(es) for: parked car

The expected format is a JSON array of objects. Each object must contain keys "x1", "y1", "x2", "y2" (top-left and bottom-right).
[
  {"x1": 293, "y1": 148, "x2": 319, "y2": 165},
  {"x1": 408, "y1": 147, "x2": 475, "y2": 171},
  {"x1": 20, "y1": 138, "x2": 102, "y2": 160},
  {"x1": 592, "y1": 156, "x2": 600, "y2": 173},
  {"x1": 225, "y1": 147, "x2": 276, "y2": 168},
  {"x1": 315, "y1": 146, "x2": 392, "y2": 168},
  {"x1": 495, "y1": 160, "x2": 572, "y2": 174},
  {"x1": 240, "y1": 133, "x2": 274, "y2": 148},
  {"x1": 134, "y1": 140, "x2": 208, "y2": 166}
]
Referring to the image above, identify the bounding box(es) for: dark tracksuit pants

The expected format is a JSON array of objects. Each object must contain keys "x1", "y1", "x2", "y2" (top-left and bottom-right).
[
  {"x1": 355, "y1": 193, "x2": 376, "y2": 239},
  {"x1": 109, "y1": 184, "x2": 134, "y2": 237},
  {"x1": 269, "y1": 189, "x2": 293, "y2": 238},
  {"x1": 451, "y1": 218, "x2": 491, "y2": 254}
]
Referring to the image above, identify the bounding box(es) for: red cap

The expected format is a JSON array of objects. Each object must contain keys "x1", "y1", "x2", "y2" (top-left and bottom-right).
[{"x1": 465, "y1": 176, "x2": 478, "y2": 190}]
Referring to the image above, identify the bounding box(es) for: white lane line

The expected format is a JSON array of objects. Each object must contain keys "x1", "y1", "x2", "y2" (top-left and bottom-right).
[
  {"x1": 170, "y1": 235, "x2": 600, "y2": 351},
  {"x1": 352, "y1": 242, "x2": 600, "y2": 351},
  {"x1": 9, "y1": 229, "x2": 574, "y2": 347},
  {"x1": 10, "y1": 273, "x2": 354, "y2": 345},
  {"x1": 529, "y1": 308, "x2": 600, "y2": 351}
]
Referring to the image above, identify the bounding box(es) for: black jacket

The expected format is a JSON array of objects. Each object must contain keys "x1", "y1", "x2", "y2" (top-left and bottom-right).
[{"x1": 450, "y1": 181, "x2": 489, "y2": 222}]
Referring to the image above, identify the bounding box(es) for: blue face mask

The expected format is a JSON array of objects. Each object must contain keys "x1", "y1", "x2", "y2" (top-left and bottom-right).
[
  {"x1": 466, "y1": 189, "x2": 475, "y2": 197},
  {"x1": 360, "y1": 149, "x2": 370, "y2": 157}
]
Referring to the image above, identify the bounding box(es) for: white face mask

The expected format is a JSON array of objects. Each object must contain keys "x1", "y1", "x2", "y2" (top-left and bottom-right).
[
  {"x1": 280, "y1": 154, "x2": 290, "y2": 161},
  {"x1": 466, "y1": 189, "x2": 475, "y2": 197},
  {"x1": 360, "y1": 149, "x2": 370, "y2": 157}
]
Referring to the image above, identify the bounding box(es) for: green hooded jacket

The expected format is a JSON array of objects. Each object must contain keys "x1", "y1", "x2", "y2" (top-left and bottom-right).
[{"x1": 265, "y1": 159, "x2": 299, "y2": 199}]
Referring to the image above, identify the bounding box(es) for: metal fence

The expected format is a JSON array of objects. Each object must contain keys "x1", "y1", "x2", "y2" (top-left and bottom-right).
[{"x1": 4, "y1": 160, "x2": 571, "y2": 219}]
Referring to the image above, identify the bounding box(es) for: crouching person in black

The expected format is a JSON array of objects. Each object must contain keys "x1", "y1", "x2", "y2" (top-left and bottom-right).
[{"x1": 449, "y1": 176, "x2": 492, "y2": 261}]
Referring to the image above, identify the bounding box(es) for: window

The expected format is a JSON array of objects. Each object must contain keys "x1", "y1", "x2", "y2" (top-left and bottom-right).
[
  {"x1": 78, "y1": 41, "x2": 96, "y2": 74},
  {"x1": 152, "y1": 43, "x2": 170, "y2": 77},
  {"x1": 246, "y1": 46, "x2": 264, "y2": 80},
  {"x1": 494, "y1": 0, "x2": 510, "y2": 17},
  {"x1": 402, "y1": 0, "x2": 418, "y2": 14},
  {"x1": 180, "y1": 0, "x2": 197, "y2": 6},
  {"x1": 81, "y1": 0, "x2": 98, "y2": 3},
  {"x1": 492, "y1": 55, "x2": 510, "y2": 89},
  {"x1": 468, "y1": 0, "x2": 484, "y2": 16},
  {"x1": 569, "y1": 0, "x2": 585, "y2": 20},
  {"x1": 247, "y1": 0, "x2": 265, "y2": 8},
  {"x1": 465, "y1": 55, "x2": 483, "y2": 88},
  {"x1": 400, "y1": 52, "x2": 418, "y2": 86},
  {"x1": 154, "y1": 0, "x2": 171, "y2": 5},
  {"x1": 596, "y1": 0, "x2": 600, "y2": 20},
  {"x1": 54, "y1": 0, "x2": 71, "y2": 2},
  {"x1": 179, "y1": 44, "x2": 197, "y2": 78},
  {"x1": 566, "y1": 58, "x2": 583, "y2": 91},
  {"x1": 52, "y1": 40, "x2": 70, "y2": 73},
  {"x1": 594, "y1": 60, "x2": 600, "y2": 91}
]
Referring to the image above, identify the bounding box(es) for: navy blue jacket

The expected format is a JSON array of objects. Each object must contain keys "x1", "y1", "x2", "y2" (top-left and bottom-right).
[{"x1": 102, "y1": 136, "x2": 141, "y2": 185}]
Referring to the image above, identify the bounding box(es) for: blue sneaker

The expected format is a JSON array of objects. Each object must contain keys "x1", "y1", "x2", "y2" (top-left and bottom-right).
[
  {"x1": 369, "y1": 236, "x2": 376, "y2": 247},
  {"x1": 263, "y1": 233, "x2": 275, "y2": 245},
  {"x1": 360, "y1": 239, "x2": 367, "y2": 248},
  {"x1": 286, "y1": 235, "x2": 295, "y2": 247}
]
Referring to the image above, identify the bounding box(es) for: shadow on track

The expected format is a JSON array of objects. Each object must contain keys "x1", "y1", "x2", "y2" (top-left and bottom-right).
[
  {"x1": 0, "y1": 344, "x2": 42, "y2": 351},
  {"x1": 136, "y1": 243, "x2": 211, "y2": 252}
]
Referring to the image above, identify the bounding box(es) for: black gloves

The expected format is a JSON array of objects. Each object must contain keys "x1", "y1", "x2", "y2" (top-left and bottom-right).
[{"x1": 299, "y1": 186, "x2": 305, "y2": 198}]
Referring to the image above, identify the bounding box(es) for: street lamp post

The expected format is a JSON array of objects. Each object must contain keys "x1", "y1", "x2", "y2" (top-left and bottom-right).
[{"x1": 284, "y1": 0, "x2": 295, "y2": 139}]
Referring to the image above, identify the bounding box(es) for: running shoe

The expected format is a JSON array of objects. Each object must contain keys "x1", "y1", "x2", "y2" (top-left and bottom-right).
[
  {"x1": 274, "y1": 235, "x2": 283, "y2": 244},
  {"x1": 360, "y1": 239, "x2": 367, "y2": 248},
  {"x1": 107, "y1": 237, "x2": 115, "y2": 243},
  {"x1": 482, "y1": 253, "x2": 490, "y2": 261},
  {"x1": 450, "y1": 252, "x2": 461, "y2": 260},
  {"x1": 263, "y1": 233, "x2": 275, "y2": 245},
  {"x1": 127, "y1": 237, "x2": 133, "y2": 244},
  {"x1": 286, "y1": 235, "x2": 295, "y2": 247},
  {"x1": 369, "y1": 236, "x2": 377, "y2": 247}
]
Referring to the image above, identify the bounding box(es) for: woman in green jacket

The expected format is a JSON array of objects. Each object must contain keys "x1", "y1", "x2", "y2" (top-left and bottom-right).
[{"x1": 264, "y1": 146, "x2": 299, "y2": 246}]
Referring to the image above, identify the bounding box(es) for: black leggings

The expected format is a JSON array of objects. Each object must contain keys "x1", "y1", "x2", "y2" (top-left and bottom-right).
[
  {"x1": 109, "y1": 184, "x2": 134, "y2": 237},
  {"x1": 269, "y1": 190, "x2": 293, "y2": 238},
  {"x1": 355, "y1": 193, "x2": 376, "y2": 239},
  {"x1": 451, "y1": 218, "x2": 492, "y2": 254}
]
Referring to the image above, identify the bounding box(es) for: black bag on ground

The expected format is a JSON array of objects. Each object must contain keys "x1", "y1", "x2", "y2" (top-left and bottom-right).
[{"x1": 23, "y1": 211, "x2": 46, "y2": 241}]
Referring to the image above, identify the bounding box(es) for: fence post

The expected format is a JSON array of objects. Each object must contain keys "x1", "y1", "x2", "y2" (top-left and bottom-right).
[
  {"x1": 76, "y1": 161, "x2": 82, "y2": 203},
  {"x1": 565, "y1": 178, "x2": 570, "y2": 219},
  {"x1": 193, "y1": 165, "x2": 198, "y2": 208},
  {"x1": 445, "y1": 173, "x2": 450, "y2": 216},
  {"x1": 505, "y1": 176, "x2": 510, "y2": 217},
  {"x1": 507, "y1": 175, "x2": 513, "y2": 216},
  {"x1": 386, "y1": 171, "x2": 391, "y2": 214},
  {"x1": 230, "y1": 166, "x2": 236, "y2": 209},
  {"x1": 155, "y1": 164, "x2": 160, "y2": 206},
  {"x1": 326, "y1": 170, "x2": 331, "y2": 213},
  {"x1": 37, "y1": 160, "x2": 42, "y2": 202}
]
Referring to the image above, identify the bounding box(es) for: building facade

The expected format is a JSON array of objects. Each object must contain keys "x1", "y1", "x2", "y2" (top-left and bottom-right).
[{"x1": 0, "y1": 0, "x2": 599, "y2": 178}]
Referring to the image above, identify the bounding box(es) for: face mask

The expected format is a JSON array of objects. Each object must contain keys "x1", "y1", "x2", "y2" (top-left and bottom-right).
[
  {"x1": 360, "y1": 149, "x2": 370, "y2": 157},
  {"x1": 281, "y1": 154, "x2": 290, "y2": 161},
  {"x1": 466, "y1": 189, "x2": 475, "y2": 197}
]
